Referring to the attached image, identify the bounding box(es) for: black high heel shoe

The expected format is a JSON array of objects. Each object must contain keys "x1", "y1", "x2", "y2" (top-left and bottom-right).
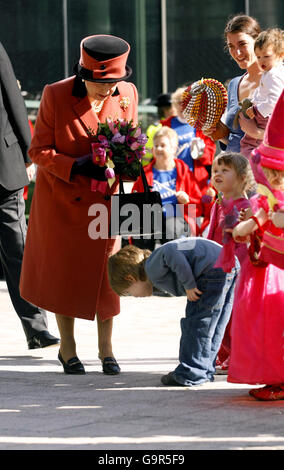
[
  {"x1": 100, "y1": 356, "x2": 121, "y2": 375},
  {"x1": 58, "y1": 351, "x2": 86, "y2": 375}
]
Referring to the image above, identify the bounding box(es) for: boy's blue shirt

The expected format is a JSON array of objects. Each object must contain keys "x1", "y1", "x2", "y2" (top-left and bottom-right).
[{"x1": 144, "y1": 237, "x2": 224, "y2": 296}]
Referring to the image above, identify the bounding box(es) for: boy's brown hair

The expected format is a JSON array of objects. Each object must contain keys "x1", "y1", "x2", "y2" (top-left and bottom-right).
[
  {"x1": 254, "y1": 28, "x2": 284, "y2": 57},
  {"x1": 108, "y1": 245, "x2": 151, "y2": 296},
  {"x1": 213, "y1": 152, "x2": 256, "y2": 194}
]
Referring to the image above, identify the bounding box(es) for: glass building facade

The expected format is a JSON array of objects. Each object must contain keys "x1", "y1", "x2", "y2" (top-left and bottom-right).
[{"x1": 1, "y1": 0, "x2": 283, "y2": 125}]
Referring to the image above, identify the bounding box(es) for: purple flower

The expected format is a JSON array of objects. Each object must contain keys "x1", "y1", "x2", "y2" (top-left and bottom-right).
[
  {"x1": 111, "y1": 133, "x2": 126, "y2": 144},
  {"x1": 137, "y1": 133, "x2": 148, "y2": 146}
]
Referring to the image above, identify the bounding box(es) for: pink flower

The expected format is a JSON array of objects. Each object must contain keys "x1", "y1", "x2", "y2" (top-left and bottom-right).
[
  {"x1": 91, "y1": 143, "x2": 106, "y2": 165},
  {"x1": 105, "y1": 167, "x2": 115, "y2": 179},
  {"x1": 133, "y1": 128, "x2": 141, "y2": 138},
  {"x1": 106, "y1": 118, "x2": 119, "y2": 134},
  {"x1": 130, "y1": 141, "x2": 140, "y2": 151},
  {"x1": 98, "y1": 135, "x2": 109, "y2": 145},
  {"x1": 118, "y1": 118, "x2": 128, "y2": 127}
]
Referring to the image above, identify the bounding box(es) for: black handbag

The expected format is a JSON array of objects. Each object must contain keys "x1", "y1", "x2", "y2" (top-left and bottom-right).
[{"x1": 109, "y1": 165, "x2": 163, "y2": 238}]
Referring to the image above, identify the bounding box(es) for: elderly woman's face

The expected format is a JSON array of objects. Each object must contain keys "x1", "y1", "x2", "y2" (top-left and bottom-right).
[
  {"x1": 84, "y1": 81, "x2": 117, "y2": 101},
  {"x1": 226, "y1": 32, "x2": 257, "y2": 69}
]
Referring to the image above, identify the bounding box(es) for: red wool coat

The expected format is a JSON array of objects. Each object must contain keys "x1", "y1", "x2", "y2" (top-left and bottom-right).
[
  {"x1": 20, "y1": 76, "x2": 138, "y2": 321},
  {"x1": 132, "y1": 158, "x2": 202, "y2": 224}
]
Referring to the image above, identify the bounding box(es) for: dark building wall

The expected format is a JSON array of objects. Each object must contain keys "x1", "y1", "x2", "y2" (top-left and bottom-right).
[{"x1": 0, "y1": 0, "x2": 283, "y2": 103}]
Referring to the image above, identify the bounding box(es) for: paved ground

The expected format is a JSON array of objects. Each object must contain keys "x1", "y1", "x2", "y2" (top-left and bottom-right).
[{"x1": 0, "y1": 279, "x2": 283, "y2": 452}]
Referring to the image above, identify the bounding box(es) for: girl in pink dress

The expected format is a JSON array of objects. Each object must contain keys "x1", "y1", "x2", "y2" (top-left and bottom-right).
[
  {"x1": 207, "y1": 152, "x2": 254, "y2": 371},
  {"x1": 227, "y1": 114, "x2": 284, "y2": 399}
]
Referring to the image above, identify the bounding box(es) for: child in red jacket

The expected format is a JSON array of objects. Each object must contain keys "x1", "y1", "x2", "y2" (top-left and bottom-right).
[
  {"x1": 131, "y1": 126, "x2": 202, "y2": 250},
  {"x1": 162, "y1": 86, "x2": 216, "y2": 195}
]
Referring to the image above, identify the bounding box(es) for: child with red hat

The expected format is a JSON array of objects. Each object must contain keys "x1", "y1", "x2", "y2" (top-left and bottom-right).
[{"x1": 227, "y1": 88, "x2": 284, "y2": 400}]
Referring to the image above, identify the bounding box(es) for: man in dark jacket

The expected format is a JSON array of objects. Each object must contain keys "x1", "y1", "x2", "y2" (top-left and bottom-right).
[{"x1": 0, "y1": 41, "x2": 59, "y2": 349}]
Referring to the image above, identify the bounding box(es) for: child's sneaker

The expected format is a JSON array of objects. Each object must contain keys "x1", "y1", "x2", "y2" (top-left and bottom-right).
[{"x1": 249, "y1": 384, "x2": 284, "y2": 401}]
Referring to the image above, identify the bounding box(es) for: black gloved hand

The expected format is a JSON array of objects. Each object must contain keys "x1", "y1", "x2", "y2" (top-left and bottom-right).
[{"x1": 71, "y1": 160, "x2": 108, "y2": 181}]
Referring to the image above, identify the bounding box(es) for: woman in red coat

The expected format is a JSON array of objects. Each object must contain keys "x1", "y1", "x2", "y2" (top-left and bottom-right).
[
  {"x1": 20, "y1": 35, "x2": 138, "y2": 375},
  {"x1": 132, "y1": 126, "x2": 202, "y2": 250}
]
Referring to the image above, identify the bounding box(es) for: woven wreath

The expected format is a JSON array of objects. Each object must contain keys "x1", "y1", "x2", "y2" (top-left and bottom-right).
[{"x1": 181, "y1": 78, "x2": 228, "y2": 130}]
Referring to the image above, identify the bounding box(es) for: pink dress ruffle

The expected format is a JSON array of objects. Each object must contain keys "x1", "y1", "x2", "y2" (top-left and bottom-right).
[{"x1": 228, "y1": 196, "x2": 284, "y2": 385}]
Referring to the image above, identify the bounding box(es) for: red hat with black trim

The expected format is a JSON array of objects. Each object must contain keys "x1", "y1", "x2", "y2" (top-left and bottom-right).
[{"x1": 74, "y1": 34, "x2": 132, "y2": 83}]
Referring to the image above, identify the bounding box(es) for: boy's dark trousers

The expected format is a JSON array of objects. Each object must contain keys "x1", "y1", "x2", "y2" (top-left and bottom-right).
[{"x1": 173, "y1": 265, "x2": 239, "y2": 386}]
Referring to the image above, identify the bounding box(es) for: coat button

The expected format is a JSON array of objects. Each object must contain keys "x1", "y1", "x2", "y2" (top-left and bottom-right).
[
  {"x1": 101, "y1": 71, "x2": 107, "y2": 76},
  {"x1": 75, "y1": 197, "x2": 81, "y2": 201},
  {"x1": 100, "y1": 64, "x2": 106, "y2": 70},
  {"x1": 104, "y1": 195, "x2": 111, "y2": 200}
]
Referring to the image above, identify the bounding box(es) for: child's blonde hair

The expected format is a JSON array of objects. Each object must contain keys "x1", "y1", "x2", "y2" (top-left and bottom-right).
[
  {"x1": 153, "y1": 126, "x2": 179, "y2": 153},
  {"x1": 254, "y1": 28, "x2": 284, "y2": 57},
  {"x1": 171, "y1": 87, "x2": 186, "y2": 106},
  {"x1": 108, "y1": 245, "x2": 151, "y2": 296},
  {"x1": 262, "y1": 166, "x2": 284, "y2": 189},
  {"x1": 213, "y1": 152, "x2": 256, "y2": 194}
]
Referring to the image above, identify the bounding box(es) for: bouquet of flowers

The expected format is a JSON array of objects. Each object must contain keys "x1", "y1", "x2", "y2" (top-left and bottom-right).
[{"x1": 88, "y1": 118, "x2": 148, "y2": 192}]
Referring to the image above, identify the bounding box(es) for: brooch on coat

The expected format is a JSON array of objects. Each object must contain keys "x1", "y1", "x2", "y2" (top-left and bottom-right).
[{"x1": 119, "y1": 96, "x2": 131, "y2": 110}]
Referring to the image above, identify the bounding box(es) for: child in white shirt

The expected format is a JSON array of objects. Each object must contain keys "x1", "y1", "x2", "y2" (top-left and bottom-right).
[{"x1": 240, "y1": 28, "x2": 284, "y2": 158}]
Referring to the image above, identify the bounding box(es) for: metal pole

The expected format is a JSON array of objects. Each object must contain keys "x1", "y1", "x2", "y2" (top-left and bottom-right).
[
  {"x1": 245, "y1": 0, "x2": 249, "y2": 15},
  {"x1": 135, "y1": 0, "x2": 147, "y2": 101},
  {"x1": 63, "y1": 0, "x2": 69, "y2": 78},
  {"x1": 161, "y1": 0, "x2": 168, "y2": 93}
]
